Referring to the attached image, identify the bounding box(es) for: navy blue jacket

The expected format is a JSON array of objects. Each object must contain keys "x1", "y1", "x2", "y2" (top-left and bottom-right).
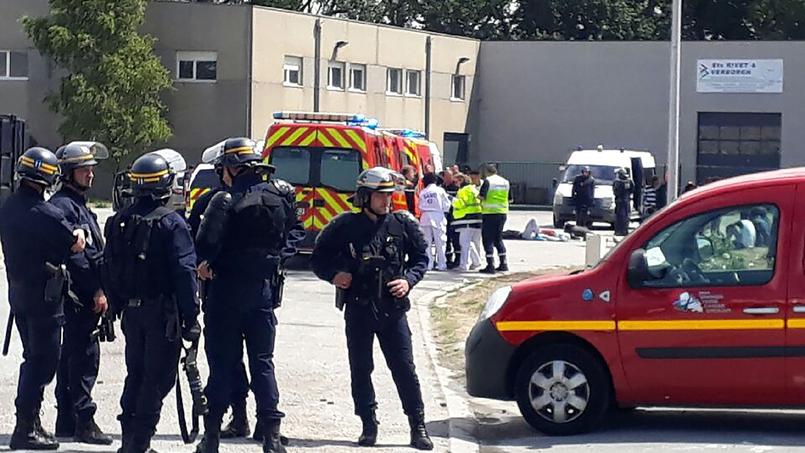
[
  {"x1": 0, "y1": 185, "x2": 78, "y2": 317},
  {"x1": 103, "y1": 198, "x2": 199, "y2": 323},
  {"x1": 50, "y1": 186, "x2": 104, "y2": 309}
]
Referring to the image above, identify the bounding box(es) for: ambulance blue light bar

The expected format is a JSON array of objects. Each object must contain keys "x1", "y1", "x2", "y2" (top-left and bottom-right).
[{"x1": 273, "y1": 111, "x2": 366, "y2": 122}]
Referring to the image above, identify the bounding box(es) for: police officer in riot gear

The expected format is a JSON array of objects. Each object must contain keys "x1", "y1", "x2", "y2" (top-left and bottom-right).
[
  {"x1": 49, "y1": 142, "x2": 114, "y2": 445},
  {"x1": 311, "y1": 167, "x2": 434, "y2": 450},
  {"x1": 612, "y1": 168, "x2": 633, "y2": 236},
  {"x1": 194, "y1": 137, "x2": 303, "y2": 453},
  {"x1": 103, "y1": 152, "x2": 200, "y2": 453},
  {"x1": 0, "y1": 147, "x2": 88, "y2": 450},
  {"x1": 187, "y1": 166, "x2": 259, "y2": 442}
]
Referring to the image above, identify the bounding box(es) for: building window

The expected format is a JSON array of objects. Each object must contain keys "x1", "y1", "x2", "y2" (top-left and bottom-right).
[
  {"x1": 696, "y1": 112, "x2": 781, "y2": 183},
  {"x1": 283, "y1": 56, "x2": 303, "y2": 86},
  {"x1": 451, "y1": 74, "x2": 466, "y2": 100},
  {"x1": 176, "y1": 51, "x2": 217, "y2": 81},
  {"x1": 386, "y1": 68, "x2": 402, "y2": 95},
  {"x1": 405, "y1": 69, "x2": 421, "y2": 96},
  {"x1": 0, "y1": 50, "x2": 29, "y2": 79},
  {"x1": 349, "y1": 63, "x2": 366, "y2": 92},
  {"x1": 327, "y1": 61, "x2": 345, "y2": 90}
]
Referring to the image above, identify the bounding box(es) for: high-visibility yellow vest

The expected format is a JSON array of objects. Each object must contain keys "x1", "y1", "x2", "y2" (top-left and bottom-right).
[
  {"x1": 481, "y1": 174, "x2": 510, "y2": 214},
  {"x1": 452, "y1": 184, "x2": 482, "y2": 221}
]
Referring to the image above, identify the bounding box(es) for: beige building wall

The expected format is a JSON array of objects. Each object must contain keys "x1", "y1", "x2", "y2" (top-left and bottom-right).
[{"x1": 250, "y1": 7, "x2": 479, "y2": 152}]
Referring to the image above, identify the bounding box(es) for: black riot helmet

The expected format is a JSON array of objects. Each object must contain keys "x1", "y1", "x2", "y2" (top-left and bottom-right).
[
  {"x1": 217, "y1": 137, "x2": 263, "y2": 168},
  {"x1": 129, "y1": 152, "x2": 175, "y2": 200},
  {"x1": 55, "y1": 141, "x2": 109, "y2": 184},
  {"x1": 16, "y1": 147, "x2": 61, "y2": 187}
]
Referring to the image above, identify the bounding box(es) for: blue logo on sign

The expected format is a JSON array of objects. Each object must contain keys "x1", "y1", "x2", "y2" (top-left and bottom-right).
[{"x1": 582, "y1": 289, "x2": 593, "y2": 302}]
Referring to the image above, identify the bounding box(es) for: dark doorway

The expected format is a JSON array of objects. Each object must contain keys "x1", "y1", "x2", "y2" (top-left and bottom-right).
[
  {"x1": 443, "y1": 132, "x2": 469, "y2": 167},
  {"x1": 696, "y1": 112, "x2": 781, "y2": 183}
]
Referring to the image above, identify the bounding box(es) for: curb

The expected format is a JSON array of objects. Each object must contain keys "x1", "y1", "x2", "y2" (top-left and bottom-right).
[{"x1": 412, "y1": 280, "x2": 481, "y2": 453}]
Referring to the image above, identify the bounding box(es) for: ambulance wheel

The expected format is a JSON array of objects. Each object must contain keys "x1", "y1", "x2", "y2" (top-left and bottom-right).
[
  {"x1": 514, "y1": 344, "x2": 611, "y2": 436},
  {"x1": 553, "y1": 216, "x2": 565, "y2": 228}
]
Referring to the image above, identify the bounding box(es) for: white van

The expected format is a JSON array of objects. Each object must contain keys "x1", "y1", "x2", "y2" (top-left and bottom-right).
[{"x1": 552, "y1": 147, "x2": 656, "y2": 228}]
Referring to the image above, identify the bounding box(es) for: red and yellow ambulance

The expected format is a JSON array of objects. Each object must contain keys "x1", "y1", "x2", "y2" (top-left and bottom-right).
[{"x1": 261, "y1": 112, "x2": 440, "y2": 251}]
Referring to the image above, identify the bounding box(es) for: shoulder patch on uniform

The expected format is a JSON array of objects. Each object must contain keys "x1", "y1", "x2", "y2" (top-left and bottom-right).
[
  {"x1": 392, "y1": 210, "x2": 418, "y2": 224},
  {"x1": 271, "y1": 178, "x2": 294, "y2": 195}
]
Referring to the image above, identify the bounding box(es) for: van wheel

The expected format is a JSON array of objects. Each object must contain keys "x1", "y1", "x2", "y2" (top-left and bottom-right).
[
  {"x1": 514, "y1": 344, "x2": 611, "y2": 436},
  {"x1": 553, "y1": 216, "x2": 566, "y2": 228}
]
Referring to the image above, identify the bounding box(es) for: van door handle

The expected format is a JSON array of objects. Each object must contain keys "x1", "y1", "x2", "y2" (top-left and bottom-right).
[{"x1": 743, "y1": 307, "x2": 780, "y2": 315}]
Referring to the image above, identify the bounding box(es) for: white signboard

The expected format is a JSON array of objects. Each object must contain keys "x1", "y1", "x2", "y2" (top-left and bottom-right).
[{"x1": 697, "y1": 59, "x2": 783, "y2": 93}]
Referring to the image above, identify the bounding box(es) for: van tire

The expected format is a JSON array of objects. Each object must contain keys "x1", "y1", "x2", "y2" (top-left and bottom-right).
[
  {"x1": 514, "y1": 344, "x2": 611, "y2": 436},
  {"x1": 553, "y1": 216, "x2": 566, "y2": 228}
]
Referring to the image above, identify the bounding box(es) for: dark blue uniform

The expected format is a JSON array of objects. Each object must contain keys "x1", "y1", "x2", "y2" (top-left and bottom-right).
[
  {"x1": 0, "y1": 184, "x2": 78, "y2": 421},
  {"x1": 197, "y1": 173, "x2": 303, "y2": 432},
  {"x1": 49, "y1": 187, "x2": 105, "y2": 429},
  {"x1": 104, "y1": 198, "x2": 199, "y2": 452},
  {"x1": 311, "y1": 210, "x2": 429, "y2": 418},
  {"x1": 189, "y1": 188, "x2": 251, "y2": 418}
]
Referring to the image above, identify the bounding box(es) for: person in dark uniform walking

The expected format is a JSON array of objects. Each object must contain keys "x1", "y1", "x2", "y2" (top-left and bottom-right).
[
  {"x1": 612, "y1": 168, "x2": 633, "y2": 236},
  {"x1": 0, "y1": 147, "x2": 88, "y2": 450},
  {"x1": 194, "y1": 138, "x2": 304, "y2": 453},
  {"x1": 103, "y1": 151, "x2": 200, "y2": 453},
  {"x1": 310, "y1": 167, "x2": 434, "y2": 450},
  {"x1": 50, "y1": 142, "x2": 113, "y2": 445},
  {"x1": 572, "y1": 166, "x2": 595, "y2": 228}
]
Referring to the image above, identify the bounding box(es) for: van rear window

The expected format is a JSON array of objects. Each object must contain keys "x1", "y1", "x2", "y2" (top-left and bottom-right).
[
  {"x1": 191, "y1": 169, "x2": 220, "y2": 190},
  {"x1": 321, "y1": 149, "x2": 361, "y2": 192},
  {"x1": 270, "y1": 147, "x2": 311, "y2": 186}
]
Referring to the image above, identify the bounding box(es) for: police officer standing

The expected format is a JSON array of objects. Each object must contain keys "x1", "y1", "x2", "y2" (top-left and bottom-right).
[
  {"x1": 103, "y1": 152, "x2": 200, "y2": 453},
  {"x1": 572, "y1": 166, "x2": 595, "y2": 228},
  {"x1": 612, "y1": 168, "x2": 633, "y2": 236},
  {"x1": 311, "y1": 167, "x2": 434, "y2": 450},
  {"x1": 0, "y1": 147, "x2": 87, "y2": 450},
  {"x1": 50, "y1": 142, "x2": 113, "y2": 445},
  {"x1": 194, "y1": 138, "x2": 303, "y2": 453},
  {"x1": 478, "y1": 164, "x2": 510, "y2": 274}
]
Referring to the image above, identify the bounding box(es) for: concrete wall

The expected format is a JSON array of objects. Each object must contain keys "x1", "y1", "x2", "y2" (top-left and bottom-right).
[
  {"x1": 144, "y1": 1, "x2": 251, "y2": 164},
  {"x1": 0, "y1": 0, "x2": 61, "y2": 149},
  {"x1": 250, "y1": 7, "x2": 479, "y2": 150},
  {"x1": 471, "y1": 41, "x2": 805, "y2": 186}
]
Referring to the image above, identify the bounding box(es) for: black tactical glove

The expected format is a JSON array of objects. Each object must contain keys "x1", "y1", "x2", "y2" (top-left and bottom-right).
[{"x1": 181, "y1": 318, "x2": 201, "y2": 342}]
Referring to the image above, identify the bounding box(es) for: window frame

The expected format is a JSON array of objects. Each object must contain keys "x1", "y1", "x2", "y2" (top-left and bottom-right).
[
  {"x1": 349, "y1": 63, "x2": 366, "y2": 92},
  {"x1": 175, "y1": 51, "x2": 218, "y2": 83},
  {"x1": 637, "y1": 203, "x2": 780, "y2": 289},
  {"x1": 405, "y1": 69, "x2": 421, "y2": 97},
  {"x1": 283, "y1": 55, "x2": 303, "y2": 87},
  {"x1": 386, "y1": 67, "x2": 403, "y2": 95},
  {"x1": 327, "y1": 61, "x2": 345, "y2": 90},
  {"x1": 0, "y1": 50, "x2": 29, "y2": 80},
  {"x1": 451, "y1": 74, "x2": 466, "y2": 101}
]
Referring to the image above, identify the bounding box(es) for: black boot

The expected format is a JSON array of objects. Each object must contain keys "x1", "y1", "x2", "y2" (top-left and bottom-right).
[
  {"x1": 129, "y1": 421, "x2": 158, "y2": 453},
  {"x1": 117, "y1": 415, "x2": 131, "y2": 453},
  {"x1": 479, "y1": 261, "x2": 496, "y2": 274},
  {"x1": 408, "y1": 412, "x2": 433, "y2": 451},
  {"x1": 496, "y1": 258, "x2": 508, "y2": 272},
  {"x1": 34, "y1": 413, "x2": 57, "y2": 443},
  {"x1": 54, "y1": 408, "x2": 75, "y2": 437},
  {"x1": 221, "y1": 400, "x2": 250, "y2": 439},
  {"x1": 262, "y1": 420, "x2": 287, "y2": 453},
  {"x1": 195, "y1": 413, "x2": 222, "y2": 453},
  {"x1": 9, "y1": 415, "x2": 59, "y2": 450},
  {"x1": 252, "y1": 418, "x2": 263, "y2": 442},
  {"x1": 75, "y1": 416, "x2": 113, "y2": 445},
  {"x1": 357, "y1": 411, "x2": 378, "y2": 447}
]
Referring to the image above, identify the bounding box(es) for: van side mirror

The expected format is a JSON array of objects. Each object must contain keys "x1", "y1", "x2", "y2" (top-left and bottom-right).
[
  {"x1": 552, "y1": 178, "x2": 558, "y2": 189},
  {"x1": 559, "y1": 165, "x2": 567, "y2": 172},
  {"x1": 627, "y1": 248, "x2": 650, "y2": 288}
]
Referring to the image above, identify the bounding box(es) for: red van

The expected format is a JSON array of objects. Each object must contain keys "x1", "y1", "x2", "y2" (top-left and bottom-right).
[{"x1": 466, "y1": 168, "x2": 804, "y2": 435}]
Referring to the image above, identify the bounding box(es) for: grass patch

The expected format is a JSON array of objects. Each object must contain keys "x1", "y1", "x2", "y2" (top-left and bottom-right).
[
  {"x1": 89, "y1": 199, "x2": 111, "y2": 209},
  {"x1": 430, "y1": 269, "x2": 578, "y2": 377}
]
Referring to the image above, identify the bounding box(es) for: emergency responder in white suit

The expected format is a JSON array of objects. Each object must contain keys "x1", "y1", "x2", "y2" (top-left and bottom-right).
[{"x1": 418, "y1": 173, "x2": 451, "y2": 271}]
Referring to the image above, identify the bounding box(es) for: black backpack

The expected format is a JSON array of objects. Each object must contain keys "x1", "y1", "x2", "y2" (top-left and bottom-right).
[{"x1": 103, "y1": 206, "x2": 172, "y2": 308}]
